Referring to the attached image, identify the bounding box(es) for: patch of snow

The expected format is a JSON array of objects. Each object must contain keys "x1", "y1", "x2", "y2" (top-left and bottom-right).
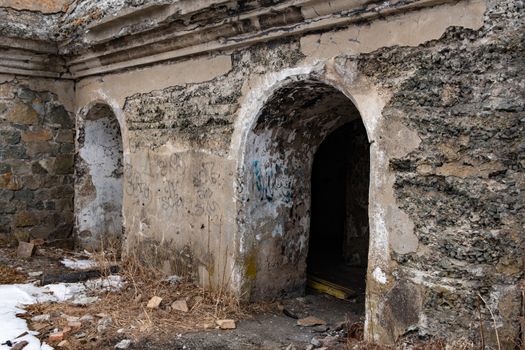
[
  {"x1": 0, "y1": 284, "x2": 55, "y2": 350},
  {"x1": 61, "y1": 258, "x2": 97, "y2": 270},
  {"x1": 0, "y1": 276, "x2": 124, "y2": 350}
]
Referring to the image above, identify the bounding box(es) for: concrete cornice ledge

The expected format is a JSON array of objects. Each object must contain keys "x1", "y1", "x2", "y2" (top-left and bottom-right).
[{"x1": 0, "y1": 0, "x2": 458, "y2": 79}]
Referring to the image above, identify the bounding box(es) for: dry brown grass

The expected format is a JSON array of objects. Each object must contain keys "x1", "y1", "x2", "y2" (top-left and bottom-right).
[
  {"x1": 0, "y1": 264, "x2": 27, "y2": 284},
  {"x1": 24, "y1": 249, "x2": 274, "y2": 349}
]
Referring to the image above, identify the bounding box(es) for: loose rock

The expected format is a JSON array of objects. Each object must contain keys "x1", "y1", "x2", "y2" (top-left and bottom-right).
[
  {"x1": 216, "y1": 319, "x2": 236, "y2": 329},
  {"x1": 17, "y1": 241, "x2": 35, "y2": 258},
  {"x1": 146, "y1": 296, "x2": 163, "y2": 308},
  {"x1": 48, "y1": 331, "x2": 64, "y2": 342},
  {"x1": 171, "y1": 299, "x2": 189, "y2": 313},
  {"x1": 297, "y1": 316, "x2": 326, "y2": 327},
  {"x1": 115, "y1": 339, "x2": 132, "y2": 349}
]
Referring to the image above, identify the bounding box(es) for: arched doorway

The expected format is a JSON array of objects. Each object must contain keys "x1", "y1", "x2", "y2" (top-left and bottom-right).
[
  {"x1": 236, "y1": 79, "x2": 370, "y2": 303},
  {"x1": 308, "y1": 119, "x2": 369, "y2": 296},
  {"x1": 75, "y1": 103, "x2": 123, "y2": 250}
]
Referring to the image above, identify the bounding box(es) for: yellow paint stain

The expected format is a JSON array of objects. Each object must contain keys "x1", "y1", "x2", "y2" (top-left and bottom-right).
[{"x1": 245, "y1": 253, "x2": 257, "y2": 280}]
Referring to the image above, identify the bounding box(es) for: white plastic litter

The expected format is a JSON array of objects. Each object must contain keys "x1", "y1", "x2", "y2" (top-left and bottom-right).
[{"x1": 60, "y1": 258, "x2": 97, "y2": 270}]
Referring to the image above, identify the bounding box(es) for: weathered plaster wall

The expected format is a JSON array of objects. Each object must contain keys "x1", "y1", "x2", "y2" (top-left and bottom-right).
[
  {"x1": 69, "y1": 0, "x2": 522, "y2": 346},
  {"x1": 0, "y1": 76, "x2": 75, "y2": 246},
  {"x1": 75, "y1": 103, "x2": 123, "y2": 249}
]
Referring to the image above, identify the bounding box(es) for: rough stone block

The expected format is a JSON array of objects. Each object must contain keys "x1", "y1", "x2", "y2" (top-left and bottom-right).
[
  {"x1": 0, "y1": 130, "x2": 21, "y2": 144},
  {"x1": 0, "y1": 145, "x2": 28, "y2": 161},
  {"x1": 17, "y1": 241, "x2": 35, "y2": 258},
  {"x1": 49, "y1": 106, "x2": 72, "y2": 128},
  {"x1": 55, "y1": 130, "x2": 75, "y2": 143},
  {"x1": 14, "y1": 189, "x2": 34, "y2": 202},
  {"x1": 5, "y1": 103, "x2": 39, "y2": 125},
  {"x1": 31, "y1": 162, "x2": 48, "y2": 174},
  {"x1": 25, "y1": 141, "x2": 55, "y2": 158},
  {"x1": 0, "y1": 215, "x2": 11, "y2": 232},
  {"x1": 54, "y1": 155, "x2": 74, "y2": 175},
  {"x1": 13, "y1": 230, "x2": 30, "y2": 242},
  {"x1": 10, "y1": 160, "x2": 32, "y2": 175},
  {"x1": 14, "y1": 210, "x2": 38, "y2": 227},
  {"x1": 21, "y1": 129, "x2": 53, "y2": 142},
  {"x1": 17, "y1": 88, "x2": 36, "y2": 101},
  {"x1": 59, "y1": 143, "x2": 75, "y2": 154},
  {"x1": 0, "y1": 173, "x2": 23, "y2": 190},
  {"x1": 0, "y1": 163, "x2": 11, "y2": 174},
  {"x1": 37, "y1": 159, "x2": 54, "y2": 173},
  {"x1": 216, "y1": 319, "x2": 236, "y2": 329},
  {"x1": 0, "y1": 201, "x2": 17, "y2": 214},
  {"x1": 0, "y1": 189, "x2": 14, "y2": 201}
]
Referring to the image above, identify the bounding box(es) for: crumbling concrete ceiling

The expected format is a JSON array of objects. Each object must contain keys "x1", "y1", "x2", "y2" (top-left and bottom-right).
[{"x1": 254, "y1": 81, "x2": 356, "y2": 131}]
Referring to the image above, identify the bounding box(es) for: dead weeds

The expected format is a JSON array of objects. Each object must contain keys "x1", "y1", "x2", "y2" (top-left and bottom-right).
[
  {"x1": 24, "y1": 251, "x2": 275, "y2": 349},
  {"x1": 0, "y1": 264, "x2": 27, "y2": 284}
]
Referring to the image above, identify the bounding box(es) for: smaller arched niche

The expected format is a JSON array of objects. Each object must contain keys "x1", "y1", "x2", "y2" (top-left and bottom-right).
[{"x1": 75, "y1": 103, "x2": 123, "y2": 250}]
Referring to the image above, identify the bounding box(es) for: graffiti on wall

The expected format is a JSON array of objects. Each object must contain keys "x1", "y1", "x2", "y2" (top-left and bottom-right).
[{"x1": 124, "y1": 152, "x2": 223, "y2": 225}]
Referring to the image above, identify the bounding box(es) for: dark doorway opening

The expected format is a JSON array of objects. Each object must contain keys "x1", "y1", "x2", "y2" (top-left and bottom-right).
[{"x1": 307, "y1": 118, "x2": 370, "y2": 297}]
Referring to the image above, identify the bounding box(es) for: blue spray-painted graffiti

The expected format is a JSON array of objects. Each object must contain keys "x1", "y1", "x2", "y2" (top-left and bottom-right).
[{"x1": 252, "y1": 160, "x2": 292, "y2": 203}]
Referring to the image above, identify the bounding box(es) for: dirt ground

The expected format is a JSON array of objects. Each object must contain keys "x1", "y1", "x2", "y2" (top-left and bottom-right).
[
  {"x1": 0, "y1": 245, "x2": 368, "y2": 350},
  {"x1": 124, "y1": 294, "x2": 364, "y2": 350}
]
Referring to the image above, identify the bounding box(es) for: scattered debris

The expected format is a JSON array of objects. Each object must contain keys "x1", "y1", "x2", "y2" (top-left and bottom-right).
[
  {"x1": 31, "y1": 314, "x2": 50, "y2": 322},
  {"x1": 68, "y1": 321, "x2": 82, "y2": 330},
  {"x1": 41, "y1": 265, "x2": 119, "y2": 285},
  {"x1": 29, "y1": 239, "x2": 45, "y2": 247},
  {"x1": 97, "y1": 317, "x2": 113, "y2": 333},
  {"x1": 48, "y1": 331, "x2": 64, "y2": 342},
  {"x1": 312, "y1": 325, "x2": 329, "y2": 333},
  {"x1": 297, "y1": 316, "x2": 326, "y2": 327},
  {"x1": 283, "y1": 308, "x2": 299, "y2": 319},
  {"x1": 310, "y1": 337, "x2": 322, "y2": 347},
  {"x1": 115, "y1": 339, "x2": 132, "y2": 349},
  {"x1": 57, "y1": 340, "x2": 69, "y2": 347},
  {"x1": 11, "y1": 341, "x2": 29, "y2": 350},
  {"x1": 80, "y1": 314, "x2": 94, "y2": 322},
  {"x1": 307, "y1": 275, "x2": 355, "y2": 300},
  {"x1": 146, "y1": 296, "x2": 163, "y2": 308},
  {"x1": 171, "y1": 299, "x2": 189, "y2": 313},
  {"x1": 164, "y1": 275, "x2": 181, "y2": 284},
  {"x1": 61, "y1": 258, "x2": 97, "y2": 270},
  {"x1": 216, "y1": 319, "x2": 236, "y2": 330}
]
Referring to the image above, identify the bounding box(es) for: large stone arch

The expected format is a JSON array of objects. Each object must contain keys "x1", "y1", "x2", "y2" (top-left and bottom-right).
[{"x1": 230, "y1": 60, "x2": 421, "y2": 343}]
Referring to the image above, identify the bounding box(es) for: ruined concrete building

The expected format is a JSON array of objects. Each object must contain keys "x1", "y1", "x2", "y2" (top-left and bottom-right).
[{"x1": 0, "y1": 0, "x2": 523, "y2": 347}]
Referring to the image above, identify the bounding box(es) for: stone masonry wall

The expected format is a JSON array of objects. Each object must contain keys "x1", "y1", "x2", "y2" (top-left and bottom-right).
[
  {"x1": 356, "y1": 0, "x2": 524, "y2": 345},
  {"x1": 0, "y1": 80, "x2": 75, "y2": 247}
]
